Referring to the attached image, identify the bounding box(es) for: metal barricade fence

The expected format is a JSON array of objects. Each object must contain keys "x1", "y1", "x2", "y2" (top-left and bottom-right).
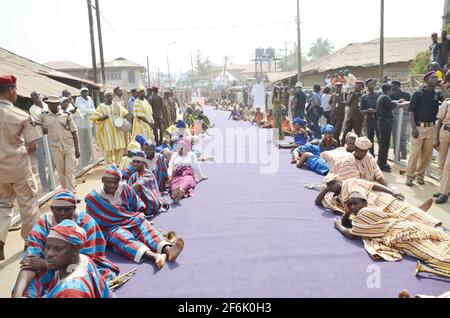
[{"x1": 11, "y1": 118, "x2": 104, "y2": 226}]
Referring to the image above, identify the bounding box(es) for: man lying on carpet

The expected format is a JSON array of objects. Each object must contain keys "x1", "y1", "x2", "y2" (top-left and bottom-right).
[
  {"x1": 242, "y1": 105, "x2": 255, "y2": 122},
  {"x1": 320, "y1": 132, "x2": 357, "y2": 174},
  {"x1": 337, "y1": 137, "x2": 388, "y2": 187},
  {"x1": 334, "y1": 191, "x2": 450, "y2": 269},
  {"x1": 127, "y1": 151, "x2": 168, "y2": 216},
  {"x1": 85, "y1": 166, "x2": 184, "y2": 269},
  {"x1": 12, "y1": 190, "x2": 119, "y2": 298},
  {"x1": 258, "y1": 110, "x2": 275, "y2": 129},
  {"x1": 292, "y1": 143, "x2": 330, "y2": 176},
  {"x1": 229, "y1": 107, "x2": 241, "y2": 121},
  {"x1": 316, "y1": 176, "x2": 441, "y2": 227},
  {"x1": 39, "y1": 220, "x2": 113, "y2": 298},
  {"x1": 319, "y1": 124, "x2": 339, "y2": 152},
  {"x1": 168, "y1": 137, "x2": 208, "y2": 203}
]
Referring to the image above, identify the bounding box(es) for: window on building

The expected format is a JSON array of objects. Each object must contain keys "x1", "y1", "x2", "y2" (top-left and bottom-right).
[
  {"x1": 107, "y1": 71, "x2": 122, "y2": 81},
  {"x1": 128, "y1": 70, "x2": 136, "y2": 84}
]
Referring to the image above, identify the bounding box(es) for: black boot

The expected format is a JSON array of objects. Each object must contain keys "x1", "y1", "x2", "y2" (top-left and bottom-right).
[{"x1": 436, "y1": 195, "x2": 449, "y2": 204}]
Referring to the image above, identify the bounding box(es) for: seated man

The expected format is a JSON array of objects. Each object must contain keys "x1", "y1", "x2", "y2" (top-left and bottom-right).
[
  {"x1": 119, "y1": 141, "x2": 141, "y2": 171},
  {"x1": 41, "y1": 220, "x2": 113, "y2": 298},
  {"x1": 320, "y1": 132, "x2": 357, "y2": 174},
  {"x1": 242, "y1": 106, "x2": 255, "y2": 122},
  {"x1": 334, "y1": 191, "x2": 450, "y2": 269},
  {"x1": 143, "y1": 140, "x2": 169, "y2": 193},
  {"x1": 85, "y1": 166, "x2": 184, "y2": 269},
  {"x1": 319, "y1": 124, "x2": 339, "y2": 152},
  {"x1": 293, "y1": 143, "x2": 330, "y2": 176},
  {"x1": 229, "y1": 108, "x2": 241, "y2": 121},
  {"x1": 12, "y1": 190, "x2": 119, "y2": 298},
  {"x1": 316, "y1": 176, "x2": 440, "y2": 227},
  {"x1": 258, "y1": 110, "x2": 274, "y2": 129},
  {"x1": 128, "y1": 151, "x2": 168, "y2": 216},
  {"x1": 337, "y1": 137, "x2": 388, "y2": 186},
  {"x1": 252, "y1": 107, "x2": 264, "y2": 126}
]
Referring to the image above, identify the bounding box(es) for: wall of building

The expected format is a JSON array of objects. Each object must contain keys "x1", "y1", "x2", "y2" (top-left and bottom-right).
[{"x1": 104, "y1": 68, "x2": 145, "y2": 89}]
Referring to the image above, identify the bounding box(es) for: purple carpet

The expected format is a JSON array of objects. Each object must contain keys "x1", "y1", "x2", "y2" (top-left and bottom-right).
[{"x1": 107, "y1": 107, "x2": 450, "y2": 298}]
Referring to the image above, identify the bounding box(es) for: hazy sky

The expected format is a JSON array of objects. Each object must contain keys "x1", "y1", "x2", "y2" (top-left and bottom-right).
[{"x1": 1, "y1": 0, "x2": 445, "y2": 76}]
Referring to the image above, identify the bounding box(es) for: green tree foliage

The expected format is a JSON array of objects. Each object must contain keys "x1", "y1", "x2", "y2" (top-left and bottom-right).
[
  {"x1": 410, "y1": 50, "x2": 431, "y2": 75},
  {"x1": 308, "y1": 38, "x2": 335, "y2": 61}
]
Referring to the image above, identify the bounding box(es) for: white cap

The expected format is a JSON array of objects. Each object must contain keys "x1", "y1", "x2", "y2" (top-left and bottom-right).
[
  {"x1": 80, "y1": 87, "x2": 89, "y2": 93},
  {"x1": 295, "y1": 82, "x2": 303, "y2": 88}
]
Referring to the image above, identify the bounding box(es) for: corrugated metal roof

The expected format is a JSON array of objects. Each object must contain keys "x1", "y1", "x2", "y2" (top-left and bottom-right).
[
  {"x1": 102, "y1": 57, "x2": 145, "y2": 69},
  {"x1": 43, "y1": 61, "x2": 88, "y2": 70},
  {"x1": 0, "y1": 47, "x2": 101, "y2": 97},
  {"x1": 303, "y1": 37, "x2": 429, "y2": 74}
]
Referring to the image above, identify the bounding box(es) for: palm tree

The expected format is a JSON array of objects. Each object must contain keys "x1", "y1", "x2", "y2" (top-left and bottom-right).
[{"x1": 308, "y1": 38, "x2": 335, "y2": 61}]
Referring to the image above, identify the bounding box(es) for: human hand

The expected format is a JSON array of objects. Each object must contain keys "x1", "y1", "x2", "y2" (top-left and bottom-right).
[
  {"x1": 412, "y1": 127, "x2": 419, "y2": 139},
  {"x1": 393, "y1": 193, "x2": 405, "y2": 200},
  {"x1": 434, "y1": 139, "x2": 440, "y2": 151},
  {"x1": 42, "y1": 127, "x2": 48, "y2": 135},
  {"x1": 75, "y1": 149, "x2": 81, "y2": 159},
  {"x1": 20, "y1": 255, "x2": 47, "y2": 271}
]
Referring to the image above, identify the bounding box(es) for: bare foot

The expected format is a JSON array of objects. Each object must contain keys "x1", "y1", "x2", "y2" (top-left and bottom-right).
[
  {"x1": 419, "y1": 198, "x2": 433, "y2": 212},
  {"x1": 398, "y1": 289, "x2": 411, "y2": 298},
  {"x1": 155, "y1": 253, "x2": 167, "y2": 269},
  {"x1": 165, "y1": 237, "x2": 185, "y2": 262}
]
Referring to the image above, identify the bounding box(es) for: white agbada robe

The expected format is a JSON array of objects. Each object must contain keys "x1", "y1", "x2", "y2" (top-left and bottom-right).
[{"x1": 251, "y1": 82, "x2": 266, "y2": 109}]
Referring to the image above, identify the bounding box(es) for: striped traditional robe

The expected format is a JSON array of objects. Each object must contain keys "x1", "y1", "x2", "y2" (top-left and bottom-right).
[
  {"x1": 337, "y1": 154, "x2": 384, "y2": 182},
  {"x1": 121, "y1": 164, "x2": 137, "y2": 182},
  {"x1": 90, "y1": 103, "x2": 128, "y2": 152},
  {"x1": 85, "y1": 183, "x2": 167, "y2": 263},
  {"x1": 132, "y1": 99, "x2": 154, "y2": 141},
  {"x1": 320, "y1": 147, "x2": 353, "y2": 174},
  {"x1": 350, "y1": 207, "x2": 450, "y2": 269},
  {"x1": 24, "y1": 211, "x2": 119, "y2": 298},
  {"x1": 146, "y1": 153, "x2": 169, "y2": 192},
  {"x1": 128, "y1": 169, "x2": 164, "y2": 216},
  {"x1": 44, "y1": 254, "x2": 113, "y2": 298},
  {"x1": 341, "y1": 178, "x2": 441, "y2": 227}
]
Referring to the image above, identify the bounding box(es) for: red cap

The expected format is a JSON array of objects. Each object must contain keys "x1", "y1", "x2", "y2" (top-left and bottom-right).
[
  {"x1": 0, "y1": 74, "x2": 17, "y2": 87},
  {"x1": 424, "y1": 71, "x2": 436, "y2": 81}
]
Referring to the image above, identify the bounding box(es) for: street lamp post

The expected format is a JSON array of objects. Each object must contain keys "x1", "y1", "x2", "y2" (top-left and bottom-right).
[{"x1": 166, "y1": 41, "x2": 176, "y2": 88}]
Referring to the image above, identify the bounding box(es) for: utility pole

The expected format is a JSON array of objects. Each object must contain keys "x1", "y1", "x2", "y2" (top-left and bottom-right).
[
  {"x1": 296, "y1": 0, "x2": 302, "y2": 82},
  {"x1": 157, "y1": 68, "x2": 160, "y2": 86},
  {"x1": 380, "y1": 0, "x2": 385, "y2": 83},
  {"x1": 147, "y1": 56, "x2": 151, "y2": 86},
  {"x1": 444, "y1": 0, "x2": 450, "y2": 29},
  {"x1": 94, "y1": 0, "x2": 106, "y2": 87},
  {"x1": 87, "y1": 0, "x2": 98, "y2": 84},
  {"x1": 190, "y1": 53, "x2": 195, "y2": 88}
]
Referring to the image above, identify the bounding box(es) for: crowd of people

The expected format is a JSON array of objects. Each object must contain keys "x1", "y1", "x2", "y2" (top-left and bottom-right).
[{"x1": 0, "y1": 74, "x2": 217, "y2": 297}]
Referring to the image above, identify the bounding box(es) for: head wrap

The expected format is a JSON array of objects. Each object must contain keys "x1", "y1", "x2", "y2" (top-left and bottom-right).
[
  {"x1": 103, "y1": 166, "x2": 122, "y2": 180},
  {"x1": 322, "y1": 124, "x2": 334, "y2": 135},
  {"x1": 127, "y1": 141, "x2": 141, "y2": 152},
  {"x1": 80, "y1": 87, "x2": 89, "y2": 93},
  {"x1": 176, "y1": 120, "x2": 187, "y2": 128},
  {"x1": 355, "y1": 137, "x2": 372, "y2": 150},
  {"x1": 346, "y1": 191, "x2": 368, "y2": 202},
  {"x1": 176, "y1": 137, "x2": 192, "y2": 155},
  {"x1": 423, "y1": 71, "x2": 436, "y2": 82},
  {"x1": 131, "y1": 150, "x2": 147, "y2": 162},
  {"x1": 323, "y1": 173, "x2": 338, "y2": 184},
  {"x1": 345, "y1": 132, "x2": 358, "y2": 141},
  {"x1": 293, "y1": 117, "x2": 307, "y2": 126},
  {"x1": 50, "y1": 190, "x2": 77, "y2": 207},
  {"x1": 104, "y1": 87, "x2": 114, "y2": 95},
  {"x1": 48, "y1": 220, "x2": 87, "y2": 247},
  {"x1": 391, "y1": 80, "x2": 401, "y2": 87},
  {"x1": 59, "y1": 97, "x2": 68, "y2": 104}
]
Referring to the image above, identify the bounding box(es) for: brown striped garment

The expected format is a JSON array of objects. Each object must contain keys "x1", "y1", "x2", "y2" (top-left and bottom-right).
[
  {"x1": 337, "y1": 154, "x2": 384, "y2": 182},
  {"x1": 341, "y1": 178, "x2": 441, "y2": 227},
  {"x1": 320, "y1": 147, "x2": 353, "y2": 174},
  {"x1": 350, "y1": 207, "x2": 450, "y2": 269}
]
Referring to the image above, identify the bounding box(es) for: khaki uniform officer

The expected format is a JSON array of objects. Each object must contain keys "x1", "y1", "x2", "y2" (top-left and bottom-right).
[
  {"x1": 434, "y1": 99, "x2": 450, "y2": 203},
  {"x1": 0, "y1": 75, "x2": 40, "y2": 260},
  {"x1": 36, "y1": 96, "x2": 80, "y2": 194}
]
